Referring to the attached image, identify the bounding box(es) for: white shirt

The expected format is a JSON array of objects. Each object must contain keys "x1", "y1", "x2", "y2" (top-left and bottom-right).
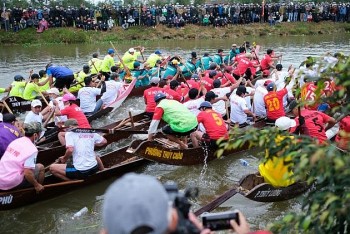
[
  {"x1": 65, "y1": 132, "x2": 104, "y2": 171},
  {"x1": 24, "y1": 111, "x2": 43, "y2": 124},
  {"x1": 230, "y1": 94, "x2": 249, "y2": 124},
  {"x1": 78, "y1": 87, "x2": 101, "y2": 113},
  {"x1": 101, "y1": 80, "x2": 123, "y2": 106},
  {"x1": 49, "y1": 97, "x2": 67, "y2": 124},
  {"x1": 233, "y1": 87, "x2": 255, "y2": 111},
  {"x1": 183, "y1": 97, "x2": 205, "y2": 116},
  {"x1": 211, "y1": 87, "x2": 231, "y2": 116},
  {"x1": 253, "y1": 86, "x2": 268, "y2": 117}
]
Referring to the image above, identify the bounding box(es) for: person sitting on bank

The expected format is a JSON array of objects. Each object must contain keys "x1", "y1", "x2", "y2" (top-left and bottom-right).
[
  {"x1": 258, "y1": 116, "x2": 296, "y2": 188},
  {"x1": 192, "y1": 101, "x2": 228, "y2": 148},
  {"x1": 49, "y1": 119, "x2": 106, "y2": 181},
  {"x1": 148, "y1": 93, "x2": 198, "y2": 149},
  {"x1": 0, "y1": 122, "x2": 45, "y2": 193}
]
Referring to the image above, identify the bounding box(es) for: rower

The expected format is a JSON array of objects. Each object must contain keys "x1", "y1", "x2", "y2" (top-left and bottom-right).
[
  {"x1": 100, "y1": 72, "x2": 123, "y2": 107},
  {"x1": 336, "y1": 116, "x2": 350, "y2": 151},
  {"x1": 49, "y1": 119, "x2": 107, "y2": 181},
  {"x1": 100, "y1": 49, "x2": 116, "y2": 79},
  {"x1": 212, "y1": 49, "x2": 224, "y2": 67},
  {"x1": 201, "y1": 52, "x2": 213, "y2": 70},
  {"x1": 9, "y1": 75, "x2": 27, "y2": 98},
  {"x1": 0, "y1": 122, "x2": 45, "y2": 193},
  {"x1": 24, "y1": 99, "x2": 44, "y2": 128},
  {"x1": 22, "y1": 73, "x2": 49, "y2": 100},
  {"x1": 89, "y1": 52, "x2": 102, "y2": 76},
  {"x1": 263, "y1": 82, "x2": 288, "y2": 124},
  {"x1": 69, "y1": 64, "x2": 90, "y2": 93},
  {"x1": 41, "y1": 87, "x2": 67, "y2": 125},
  {"x1": 162, "y1": 80, "x2": 184, "y2": 103},
  {"x1": 0, "y1": 113, "x2": 21, "y2": 158},
  {"x1": 229, "y1": 86, "x2": 257, "y2": 127},
  {"x1": 289, "y1": 100, "x2": 336, "y2": 144},
  {"x1": 143, "y1": 77, "x2": 163, "y2": 118},
  {"x1": 38, "y1": 70, "x2": 50, "y2": 92},
  {"x1": 258, "y1": 116, "x2": 296, "y2": 188},
  {"x1": 183, "y1": 88, "x2": 205, "y2": 116},
  {"x1": 46, "y1": 63, "x2": 75, "y2": 90},
  {"x1": 54, "y1": 93, "x2": 90, "y2": 145},
  {"x1": 191, "y1": 101, "x2": 228, "y2": 148},
  {"x1": 121, "y1": 47, "x2": 144, "y2": 70},
  {"x1": 253, "y1": 80, "x2": 272, "y2": 118},
  {"x1": 148, "y1": 93, "x2": 198, "y2": 149},
  {"x1": 260, "y1": 49, "x2": 282, "y2": 72},
  {"x1": 77, "y1": 76, "x2": 106, "y2": 115},
  {"x1": 146, "y1": 50, "x2": 162, "y2": 68}
]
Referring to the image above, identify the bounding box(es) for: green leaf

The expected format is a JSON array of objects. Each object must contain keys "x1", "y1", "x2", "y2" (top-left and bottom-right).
[
  {"x1": 324, "y1": 195, "x2": 339, "y2": 208},
  {"x1": 320, "y1": 211, "x2": 329, "y2": 224},
  {"x1": 302, "y1": 216, "x2": 311, "y2": 230}
]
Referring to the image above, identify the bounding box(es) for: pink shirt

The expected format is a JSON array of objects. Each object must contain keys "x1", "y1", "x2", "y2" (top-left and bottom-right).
[{"x1": 0, "y1": 137, "x2": 37, "y2": 190}]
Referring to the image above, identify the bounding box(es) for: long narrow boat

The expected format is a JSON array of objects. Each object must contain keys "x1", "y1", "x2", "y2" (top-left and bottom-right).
[
  {"x1": 238, "y1": 174, "x2": 310, "y2": 202},
  {"x1": 37, "y1": 112, "x2": 151, "y2": 167},
  {"x1": 0, "y1": 146, "x2": 148, "y2": 211},
  {"x1": 127, "y1": 119, "x2": 267, "y2": 166}
]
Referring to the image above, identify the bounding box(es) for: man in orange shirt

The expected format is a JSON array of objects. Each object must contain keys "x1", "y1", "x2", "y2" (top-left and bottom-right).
[{"x1": 264, "y1": 82, "x2": 288, "y2": 123}]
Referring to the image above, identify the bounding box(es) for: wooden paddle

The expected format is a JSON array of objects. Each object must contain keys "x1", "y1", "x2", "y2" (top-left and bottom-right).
[
  {"x1": 129, "y1": 111, "x2": 135, "y2": 128},
  {"x1": 1, "y1": 100, "x2": 13, "y2": 114},
  {"x1": 68, "y1": 127, "x2": 148, "y2": 134},
  {"x1": 194, "y1": 185, "x2": 239, "y2": 216}
]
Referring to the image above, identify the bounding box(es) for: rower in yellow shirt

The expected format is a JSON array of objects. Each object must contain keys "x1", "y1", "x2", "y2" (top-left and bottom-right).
[
  {"x1": 22, "y1": 73, "x2": 50, "y2": 100},
  {"x1": 100, "y1": 49, "x2": 115, "y2": 79},
  {"x1": 121, "y1": 47, "x2": 144, "y2": 70},
  {"x1": 69, "y1": 65, "x2": 89, "y2": 93},
  {"x1": 89, "y1": 53, "x2": 102, "y2": 75},
  {"x1": 146, "y1": 50, "x2": 162, "y2": 68},
  {"x1": 39, "y1": 70, "x2": 51, "y2": 92},
  {"x1": 258, "y1": 116, "x2": 296, "y2": 187},
  {"x1": 9, "y1": 75, "x2": 27, "y2": 98}
]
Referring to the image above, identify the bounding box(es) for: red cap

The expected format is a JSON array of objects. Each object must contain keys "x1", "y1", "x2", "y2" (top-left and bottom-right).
[
  {"x1": 263, "y1": 80, "x2": 273, "y2": 86},
  {"x1": 263, "y1": 70, "x2": 270, "y2": 76}
]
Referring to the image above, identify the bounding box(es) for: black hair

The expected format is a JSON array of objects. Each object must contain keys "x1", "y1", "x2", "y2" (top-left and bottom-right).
[{"x1": 84, "y1": 76, "x2": 93, "y2": 86}]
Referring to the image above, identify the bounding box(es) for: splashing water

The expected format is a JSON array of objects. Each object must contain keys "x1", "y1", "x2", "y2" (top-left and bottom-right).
[{"x1": 199, "y1": 142, "x2": 209, "y2": 183}]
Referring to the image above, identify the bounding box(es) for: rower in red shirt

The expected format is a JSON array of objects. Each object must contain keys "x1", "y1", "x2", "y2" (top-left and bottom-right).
[
  {"x1": 263, "y1": 82, "x2": 288, "y2": 123},
  {"x1": 202, "y1": 70, "x2": 216, "y2": 92},
  {"x1": 233, "y1": 47, "x2": 247, "y2": 64},
  {"x1": 191, "y1": 101, "x2": 228, "y2": 148},
  {"x1": 162, "y1": 80, "x2": 184, "y2": 102},
  {"x1": 143, "y1": 77, "x2": 163, "y2": 118},
  {"x1": 221, "y1": 66, "x2": 236, "y2": 86},
  {"x1": 336, "y1": 116, "x2": 350, "y2": 151},
  {"x1": 260, "y1": 49, "x2": 282, "y2": 71},
  {"x1": 289, "y1": 100, "x2": 336, "y2": 144},
  {"x1": 186, "y1": 74, "x2": 201, "y2": 90},
  {"x1": 232, "y1": 53, "x2": 258, "y2": 79},
  {"x1": 301, "y1": 79, "x2": 319, "y2": 110}
]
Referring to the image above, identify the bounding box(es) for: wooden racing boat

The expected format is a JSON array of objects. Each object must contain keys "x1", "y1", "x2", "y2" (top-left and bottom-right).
[
  {"x1": 37, "y1": 112, "x2": 152, "y2": 167},
  {"x1": 0, "y1": 146, "x2": 148, "y2": 211},
  {"x1": 238, "y1": 173, "x2": 310, "y2": 202},
  {"x1": 126, "y1": 119, "x2": 267, "y2": 166}
]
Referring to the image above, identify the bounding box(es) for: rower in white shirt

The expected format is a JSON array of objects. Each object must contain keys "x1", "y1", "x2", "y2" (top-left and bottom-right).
[
  {"x1": 183, "y1": 88, "x2": 205, "y2": 116},
  {"x1": 101, "y1": 72, "x2": 123, "y2": 107},
  {"x1": 41, "y1": 87, "x2": 67, "y2": 125},
  {"x1": 77, "y1": 76, "x2": 106, "y2": 115},
  {"x1": 253, "y1": 80, "x2": 272, "y2": 117},
  {"x1": 24, "y1": 99, "x2": 45, "y2": 140}
]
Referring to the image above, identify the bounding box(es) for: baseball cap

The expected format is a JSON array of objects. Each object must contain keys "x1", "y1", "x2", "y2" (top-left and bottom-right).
[
  {"x1": 24, "y1": 122, "x2": 46, "y2": 134},
  {"x1": 133, "y1": 61, "x2": 141, "y2": 68},
  {"x1": 62, "y1": 93, "x2": 76, "y2": 102},
  {"x1": 232, "y1": 43, "x2": 237, "y2": 47},
  {"x1": 129, "y1": 48, "x2": 135, "y2": 53},
  {"x1": 3, "y1": 113, "x2": 17, "y2": 123},
  {"x1": 0, "y1": 113, "x2": 2, "y2": 122},
  {"x1": 155, "y1": 50, "x2": 162, "y2": 55},
  {"x1": 236, "y1": 85, "x2": 248, "y2": 94},
  {"x1": 150, "y1": 77, "x2": 160, "y2": 84},
  {"x1": 264, "y1": 80, "x2": 273, "y2": 86},
  {"x1": 107, "y1": 48, "x2": 115, "y2": 54},
  {"x1": 31, "y1": 99, "x2": 42, "y2": 107},
  {"x1": 209, "y1": 70, "x2": 217, "y2": 78},
  {"x1": 154, "y1": 93, "x2": 166, "y2": 102},
  {"x1": 263, "y1": 70, "x2": 270, "y2": 77},
  {"x1": 213, "y1": 79, "x2": 221, "y2": 88},
  {"x1": 205, "y1": 91, "x2": 218, "y2": 100},
  {"x1": 170, "y1": 80, "x2": 179, "y2": 88},
  {"x1": 102, "y1": 173, "x2": 169, "y2": 234},
  {"x1": 64, "y1": 118, "x2": 78, "y2": 127},
  {"x1": 275, "y1": 116, "x2": 296, "y2": 131},
  {"x1": 191, "y1": 74, "x2": 199, "y2": 80},
  {"x1": 199, "y1": 101, "x2": 212, "y2": 109},
  {"x1": 266, "y1": 82, "x2": 275, "y2": 91},
  {"x1": 46, "y1": 88, "x2": 60, "y2": 96},
  {"x1": 172, "y1": 59, "x2": 179, "y2": 65}
]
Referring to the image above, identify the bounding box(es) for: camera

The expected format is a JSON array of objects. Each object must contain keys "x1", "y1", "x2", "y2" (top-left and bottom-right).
[
  {"x1": 164, "y1": 181, "x2": 200, "y2": 234},
  {"x1": 202, "y1": 210, "x2": 240, "y2": 231}
]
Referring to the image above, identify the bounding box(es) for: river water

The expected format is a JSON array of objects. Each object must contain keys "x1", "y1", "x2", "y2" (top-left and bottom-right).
[{"x1": 0, "y1": 34, "x2": 350, "y2": 233}]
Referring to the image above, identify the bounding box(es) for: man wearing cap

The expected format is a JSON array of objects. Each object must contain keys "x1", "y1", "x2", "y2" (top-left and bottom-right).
[
  {"x1": 260, "y1": 49, "x2": 282, "y2": 71},
  {"x1": 101, "y1": 49, "x2": 116, "y2": 79},
  {"x1": 100, "y1": 72, "x2": 122, "y2": 107},
  {"x1": 49, "y1": 119, "x2": 106, "y2": 181},
  {"x1": 46, "y1": 63, "x2": 75, "y2": 90},
  {"x1": 230, "y1": 86, "x2": 257, "y2": 127},
  {"x1": 41, "y1": 87, "x2": 67, "y2": 125},
  {"x1": 78, "y1": 76, "x2": 106, "y2": 115},
  {"x1": 89, "y1": 53, "x2": 102, "y2": 76},
  {"x1": 162, "y1": 80, "x2": 184, "y2": 103},
  {"x1": 54, "y1": 93, "x2": 90, "y2": 145},
  {"x1": 144, "y1": 77, "x2": 163, "y2": 118},
  {"x1": 25, "y1": 99, "x2": 44, "y2": 125},
  {"x1": 192, "y1": 101, "x2": 228, "y2": 148},
  {"x1": 122, "y1": 47, "x2": 144, "y2": 70},
  {"x1": 9, "y1": 75, "x2": 27, "y2": 98},
  {"x1": 258, "y1": 116, "x2": 296, "y2": 188},
  {"x1": 0, "y1": 122, "x2": 45, "y2": 192},
  {"x1": 0, "y1": 113, "x2": 22, "y2": 158},
  {"x1": 148, "y1": 93, "x2": 198, "y2": 149},
  {"x1": 146, "y1": 50, "x2": 163, "y2": 68},
  {"x1": 289, "y1": 100, "x2": 336, "y2": 144},
  {"x1": 22, "y1": 73, "x2": 50, "y2": 100},
  {"x1": 226, "y1": 43, "x2": 240, "y2": 64},
  {"x1": 264, "y1": 82, "x2": 289, "y2": 123}
]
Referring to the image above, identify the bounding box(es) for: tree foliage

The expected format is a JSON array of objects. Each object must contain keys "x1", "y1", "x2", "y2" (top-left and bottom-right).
[{"x1": 221, "y1": 54, "x2": 349, "y2": 233}]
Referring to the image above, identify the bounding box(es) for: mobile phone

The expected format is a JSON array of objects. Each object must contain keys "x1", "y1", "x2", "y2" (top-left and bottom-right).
[{"x1": 202, "y1": 210, "x2": 239, "y2": 231}]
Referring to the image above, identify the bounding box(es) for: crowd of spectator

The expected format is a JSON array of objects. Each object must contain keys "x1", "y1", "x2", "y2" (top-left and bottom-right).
[{"x1": 1, "y1": 2, "x2": 349, "y2": 32}]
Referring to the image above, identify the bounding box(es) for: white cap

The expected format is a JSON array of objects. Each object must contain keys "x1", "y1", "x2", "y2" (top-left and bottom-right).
[
  {"x1": 128, "y1": 48, "x2": 135, "y2": 53},
  {"x1": 150, "y1": 77, "x2": 160, "y2": 84},
  {"x1": 275, "y1": 116, "x2": 296, "y2": 131},
  {"x1": 31, "y1": 99, "x2": 42, "y2": 107},
  {"x1": 0, "y1": 113, "x2": 3, "y2": 122},
  {"x1": 46, "y1": 88, "x2": 60, "y2": 96}
]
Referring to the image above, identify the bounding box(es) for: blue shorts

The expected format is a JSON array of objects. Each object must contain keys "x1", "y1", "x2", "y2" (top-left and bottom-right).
[{"x1": 66, "y1": 163, "x2": 98, "y2": 179}]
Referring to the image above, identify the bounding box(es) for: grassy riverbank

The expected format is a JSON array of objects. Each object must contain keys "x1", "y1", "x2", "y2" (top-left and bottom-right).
[{"x1": 1, "y1": 21, "x2": 349, "y2": 45}]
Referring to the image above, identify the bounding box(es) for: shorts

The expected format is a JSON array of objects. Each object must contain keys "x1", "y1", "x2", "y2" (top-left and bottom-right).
[
  {"x1": 162, "y1": 124, "x2": 197, "y2": 137},
  {"x1": 13, "y1": 165, "x2": 40, "y2": 189},
  {"x1": 55, "y1": 75, "x2": 75, "y2": 89},
  {"x1": 66, "y1": 163, "x2": 98, "y2": 179}
]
